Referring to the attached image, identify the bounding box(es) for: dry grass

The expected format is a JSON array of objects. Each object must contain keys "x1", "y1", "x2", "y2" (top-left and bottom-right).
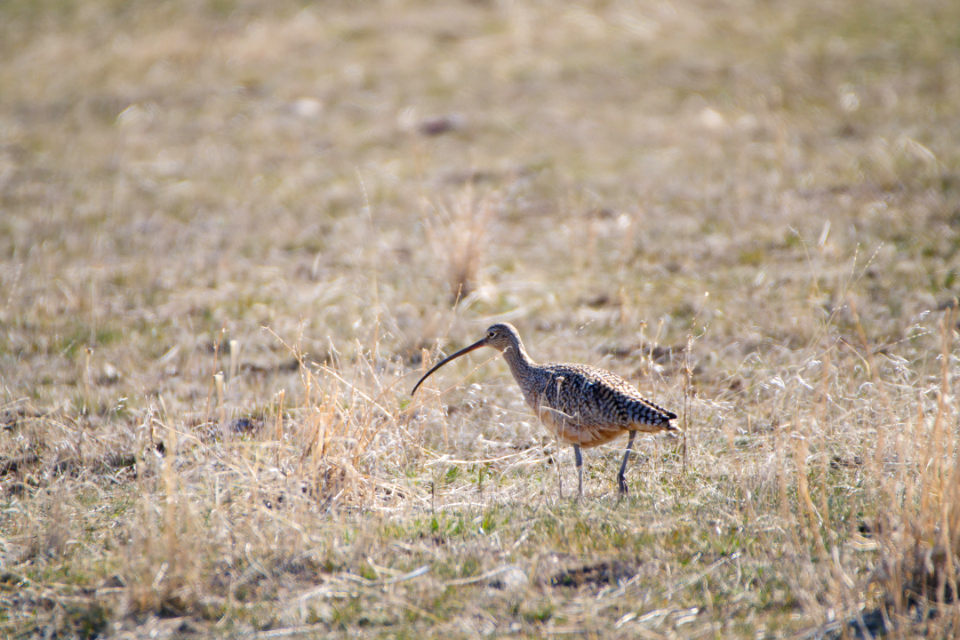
[{"x1": 2, "y1": 0, "x2": 960, "y2": 637}]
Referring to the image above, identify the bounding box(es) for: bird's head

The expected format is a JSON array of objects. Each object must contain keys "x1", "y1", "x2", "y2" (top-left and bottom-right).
[
  {"x1": 410, "y1": 322, "x2": 523, "y2": 395},
  {"x1": 479, "y1": 323, "x2": 522, "y2": 352}
]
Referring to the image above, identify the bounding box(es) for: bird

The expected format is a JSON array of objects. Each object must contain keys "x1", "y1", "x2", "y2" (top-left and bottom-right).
[{"x1": 411, "y1": 322, "x2": 678, "y2": 497}]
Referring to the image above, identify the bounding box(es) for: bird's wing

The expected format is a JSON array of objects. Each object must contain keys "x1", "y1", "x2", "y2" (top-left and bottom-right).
[{"x1": 543, "y1": 364, "x2": 676, "y2": 428}]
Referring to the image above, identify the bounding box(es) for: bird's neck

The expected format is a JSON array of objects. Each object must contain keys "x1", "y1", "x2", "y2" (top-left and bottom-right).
[{"x1": 502, "y1": 341, "x2": 535, "y2": 374}]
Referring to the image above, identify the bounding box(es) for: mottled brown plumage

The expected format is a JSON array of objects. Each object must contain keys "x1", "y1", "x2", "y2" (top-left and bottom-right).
[{"x1": 412, "y1": 323, "x2": 678, "y2": 497}]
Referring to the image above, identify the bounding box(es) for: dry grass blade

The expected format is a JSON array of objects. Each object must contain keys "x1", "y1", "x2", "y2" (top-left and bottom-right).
[{"x1": 422, "y1": 188, "x2": 498, "y2": 303}]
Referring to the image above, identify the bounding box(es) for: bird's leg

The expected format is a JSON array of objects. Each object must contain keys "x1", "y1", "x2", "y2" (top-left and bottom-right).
[
  {"x1": 574, "y1": 445, "x2": 583, "y2": 499},
  {"x1": 556, "y1": 448, "x2": 563, "y2": 499},
  {"x1": 617, "y1": 430, "x2": 637, "y2": 497}
]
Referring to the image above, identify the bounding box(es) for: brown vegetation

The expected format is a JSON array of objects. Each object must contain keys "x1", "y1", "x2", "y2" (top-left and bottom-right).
[{"x1": 2, "y1": 0, "x2": 960, "y2": 637}]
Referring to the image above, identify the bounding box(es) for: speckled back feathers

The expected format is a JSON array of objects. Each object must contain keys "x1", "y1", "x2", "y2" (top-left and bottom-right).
[
  {"x1": 480, "y1": 323, "x2": 677, "y2": 446},
  {"x1": 517, "y1": 362, "x2": 676, "y2": 431}
]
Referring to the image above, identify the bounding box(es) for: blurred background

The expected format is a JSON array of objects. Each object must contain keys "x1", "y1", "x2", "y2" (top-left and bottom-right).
[{"x1": 3, "y1": 0, "x2": 957, "y2": 417}]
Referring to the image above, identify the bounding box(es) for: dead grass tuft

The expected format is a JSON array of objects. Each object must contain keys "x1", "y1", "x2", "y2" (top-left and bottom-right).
[
  {"x1": 865, "y1": 311, "x2": 960, "y2": 634},
  {"x1": 422, "y1": 187, "x2": 498, "y2": 304}
]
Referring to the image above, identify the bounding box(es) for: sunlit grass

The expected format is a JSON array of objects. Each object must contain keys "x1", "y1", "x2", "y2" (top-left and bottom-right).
[{"x1": 1, "y1": 0, "x2": 960, "y2": 637}]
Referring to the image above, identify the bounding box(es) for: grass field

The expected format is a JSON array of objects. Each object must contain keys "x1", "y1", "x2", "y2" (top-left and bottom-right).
[{"x1": 2, "y1": 0, "x2": 960, "y2": 637}]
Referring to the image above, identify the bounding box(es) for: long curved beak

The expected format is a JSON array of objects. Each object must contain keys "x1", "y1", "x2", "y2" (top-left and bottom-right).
[{"x1": 411, "y1": 337, "x2": 489, "y2": 395}]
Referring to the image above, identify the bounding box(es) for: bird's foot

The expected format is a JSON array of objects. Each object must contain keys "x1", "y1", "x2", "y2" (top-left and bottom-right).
[{"x1": 617, "y1": 474, "x2": 629, "y2": 498}]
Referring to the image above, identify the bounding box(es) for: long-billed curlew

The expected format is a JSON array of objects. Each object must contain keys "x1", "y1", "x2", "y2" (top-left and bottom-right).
[{"x1": 411, "y1": 323, "x2": 678, "y2": 497}]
